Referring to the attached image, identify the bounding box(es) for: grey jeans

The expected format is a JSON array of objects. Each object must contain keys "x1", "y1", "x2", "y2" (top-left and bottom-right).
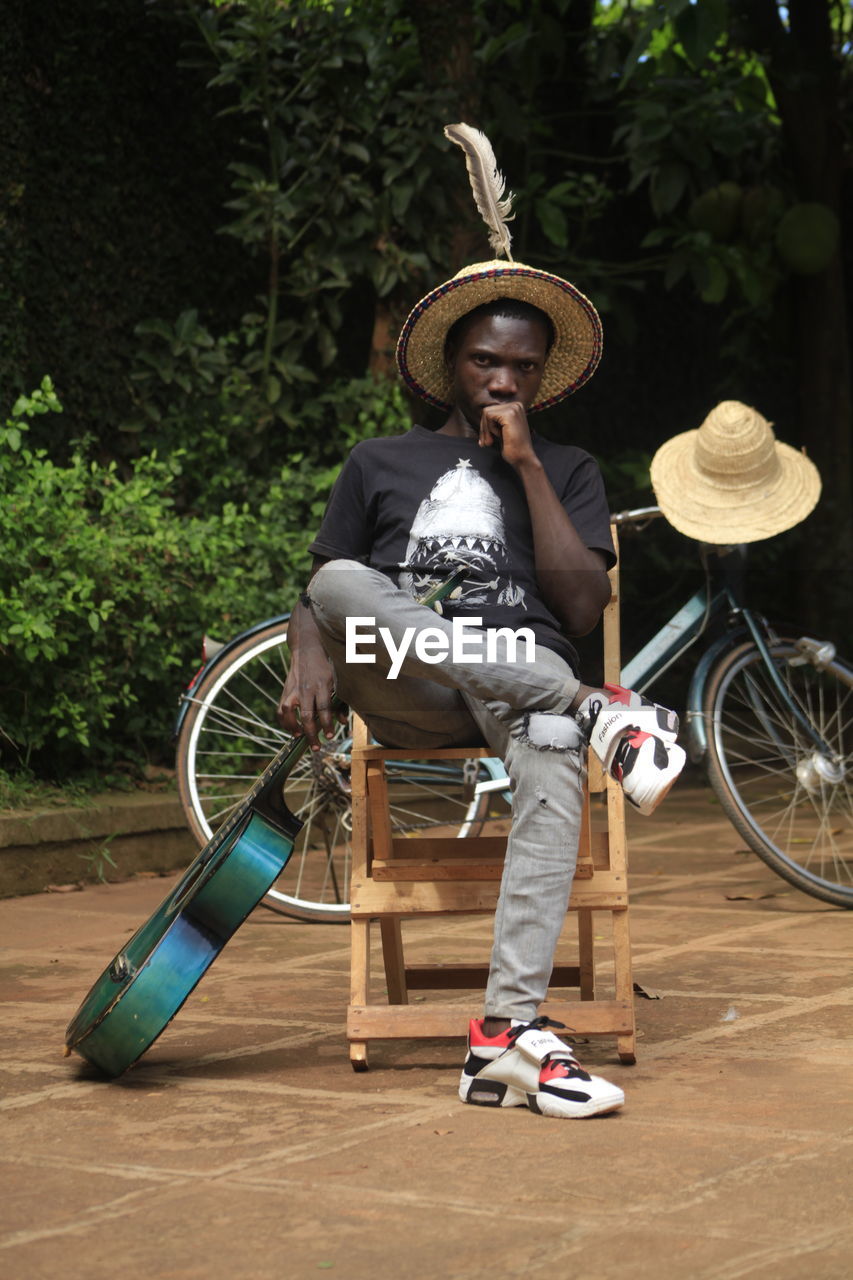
[{"x1": 308, "y1": 560, "x2": 587, "y2": 1021}]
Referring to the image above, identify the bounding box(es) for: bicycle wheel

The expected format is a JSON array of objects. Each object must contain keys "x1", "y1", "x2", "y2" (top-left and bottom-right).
[
  {"x1": 703, "y1": 636, "x2": 853, "y2": 907},
  {"x1": 175, "y1": 620, "x2": 499, "y2": 922}
]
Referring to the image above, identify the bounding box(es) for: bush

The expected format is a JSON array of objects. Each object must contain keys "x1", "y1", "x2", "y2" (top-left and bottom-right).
[{"x1": 0, "y1": 378, "x2": 406, "y2": 778}]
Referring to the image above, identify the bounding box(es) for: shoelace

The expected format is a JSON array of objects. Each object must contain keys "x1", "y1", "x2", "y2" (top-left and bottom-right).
[
  {"x1": 502, "y1": 1017, "x2": 592, "y2": 1080},
  {"x1": 506, "y1": 1015, "x2": 569, "y2": 1045}
]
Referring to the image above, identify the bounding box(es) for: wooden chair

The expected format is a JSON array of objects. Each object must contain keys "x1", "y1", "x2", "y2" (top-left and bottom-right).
[{"x1": 346, "y1": 529, "x2": 635, "y2": 1070}]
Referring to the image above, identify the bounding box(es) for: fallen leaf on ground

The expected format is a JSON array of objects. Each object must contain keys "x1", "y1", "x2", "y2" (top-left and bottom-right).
[
  {"x1": 725, "y1": 889, "x2": 783, "y2": 900},
  {"x1": 633, "y1": 981, "x2": 663, "y2": 1000}
]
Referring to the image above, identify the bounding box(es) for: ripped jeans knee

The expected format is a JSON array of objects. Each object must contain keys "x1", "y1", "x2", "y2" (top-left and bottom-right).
[{"x1": 518, "y1": 710, "x2": 586, "y2": 753}]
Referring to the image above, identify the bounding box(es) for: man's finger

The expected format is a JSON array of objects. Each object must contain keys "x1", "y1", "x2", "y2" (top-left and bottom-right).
[
  {"x1": 277, "y1": 698, "x2": 300, "y2": 732},
  {"x1": 316, "y1": 702, "x2": 337, "y2": 740},
  {"x1": 297, "y1": 707, "x2": 323, "y2": 751}
]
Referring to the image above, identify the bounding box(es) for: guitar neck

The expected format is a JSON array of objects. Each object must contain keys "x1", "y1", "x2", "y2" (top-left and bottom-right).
[{"x1": 204, "y1": 734, "x2": 308, "y2": 859}]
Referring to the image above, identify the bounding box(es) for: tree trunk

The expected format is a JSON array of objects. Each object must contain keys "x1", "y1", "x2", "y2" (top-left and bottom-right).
[{"x1": 735, "y1": 0, "x2": 853, "y2": 639}]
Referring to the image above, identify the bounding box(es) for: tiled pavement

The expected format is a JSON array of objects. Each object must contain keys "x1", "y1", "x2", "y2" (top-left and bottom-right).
[{"x1": 2, "y1": 782, "x2": 851, "y2": 1279}]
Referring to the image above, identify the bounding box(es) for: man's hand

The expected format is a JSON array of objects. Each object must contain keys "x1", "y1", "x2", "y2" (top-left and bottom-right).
[
  {"x1": 277, "y1": 648, "x2": 347, "y2": 752},
  {"x1": 478, "y1": 402, "x2": 540, "y2": 472},
  {"x1": 479, "y1": 402, "x2": 610, "y2": 634}
]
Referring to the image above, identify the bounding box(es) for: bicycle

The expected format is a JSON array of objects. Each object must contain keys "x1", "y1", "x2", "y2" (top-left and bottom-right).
[{"x1": 175, "y1": 506, "x2": 853, "y2": 913}]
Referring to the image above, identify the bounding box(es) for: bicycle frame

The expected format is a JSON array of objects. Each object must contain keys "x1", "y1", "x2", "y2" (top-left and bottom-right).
[{"x1": 617, "y1": 535, "x2": 850, "y2": 766}]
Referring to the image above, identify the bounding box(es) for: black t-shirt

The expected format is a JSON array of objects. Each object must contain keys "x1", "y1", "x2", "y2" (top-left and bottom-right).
[{"x1": 309, "y1": 425, "x2": 614, "y2": 671}]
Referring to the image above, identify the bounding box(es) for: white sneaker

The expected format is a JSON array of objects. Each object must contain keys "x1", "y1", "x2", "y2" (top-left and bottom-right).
[
  {"x1": 576, "y1": 683, "x2": 685, "y2": 815},
  {"x1": 460, "y1": 1017, "x2": 625, "y2": 1118}
]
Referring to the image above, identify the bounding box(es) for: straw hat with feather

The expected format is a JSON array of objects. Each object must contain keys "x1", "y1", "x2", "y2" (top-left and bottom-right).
[
  {"x1": 650, "y1": 400, "x2": 821, "y2": 544},
  {"x1": 396, "y1": 125, "x2": 603, "y2": 413}
]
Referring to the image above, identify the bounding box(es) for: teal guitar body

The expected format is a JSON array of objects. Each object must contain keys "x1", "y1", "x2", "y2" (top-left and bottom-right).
[{"x1": 65, "y1": 737, "x2": 307, "y2": 1077}]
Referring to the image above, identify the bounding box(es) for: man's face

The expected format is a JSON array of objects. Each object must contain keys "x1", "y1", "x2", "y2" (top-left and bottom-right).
[{"x1": 447, "y1": 313, "x2": 549, "y2": 426}]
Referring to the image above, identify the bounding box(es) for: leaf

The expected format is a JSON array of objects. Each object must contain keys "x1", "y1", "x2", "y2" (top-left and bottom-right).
[
  {"x1": 619, "y1": 0, "x2": 692, "y2": 88},
  {"x1": 174, "y1": 310, "x2": 200, "y2": 343},
  {"x1": 651, "y1": 162, "x2": 688, "y2": 215},
  {"x1": 697, "y1": 257, "x2": 728, "y2": 304},
  {"x1": 638, "y1": 116, "x2": 673, "y2": 143},
  {"x1": 340, "y1": 140, "x2": 369, "y2": 165},
  {"x1": 536, "y1": 200, "x2": 568, "y2": 248},
  {"x1": 664, "y1": 249, "x2": 689, "y2": 290},
  {"x1": 391, "y1": 182, "x2": 413, "y2": 220},
  {"x1": 724, "y1": 889, "x2": 783, "y2": 901},
  {"x1": 633, "y1": 981, "x2": 663, "y2": 1000},
  {"x1": 675, "y1": 0, "x2": 725, "y2": 67},
  {"x1": 134, "y1": 317, "x2": 174, "y2": 342}
]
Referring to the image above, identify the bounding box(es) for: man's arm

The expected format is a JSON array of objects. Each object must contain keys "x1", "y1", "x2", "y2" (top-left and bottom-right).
[
  {"x1": 277, "y1": 557, "x2": 347, "y2": 751},
  {"x1": 479, "y1": 404, "x2": 611, "y2": 635}
]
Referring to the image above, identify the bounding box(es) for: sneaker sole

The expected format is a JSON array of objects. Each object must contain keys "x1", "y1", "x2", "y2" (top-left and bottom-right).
[{"x1": 528, "y1": 1088, "x2": 625, "y2": 1119}]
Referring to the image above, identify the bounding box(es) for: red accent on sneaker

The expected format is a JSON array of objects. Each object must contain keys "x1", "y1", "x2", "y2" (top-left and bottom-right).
[
  {"x1": 467, "y1": 1018, "x2": 515, "y2": 1050},
  {"x1": 541, "y1": 1060, "x2": 573, "y2": 1083},
  {"x1": 603, "y1": 683, "x2": 634, "y2": 706}
]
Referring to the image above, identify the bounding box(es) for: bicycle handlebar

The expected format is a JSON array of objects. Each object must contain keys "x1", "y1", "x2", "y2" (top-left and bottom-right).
[{"x1": 609, "y1": 505, "x2": 663, "y2": 528}]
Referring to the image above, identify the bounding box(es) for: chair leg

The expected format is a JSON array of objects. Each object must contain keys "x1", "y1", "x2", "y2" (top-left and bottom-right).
[
  {"x1": 612, "y1": 908, "x2": 636, "y2": 1064},
  {"x1": 349, "y1": 916, "x2": 370, "y2": 1070},
  {"x1": 350, "y1": 1042, "x2": 369, "y2": 1071},
  {"x1": 577, "y1": 908, "x2": 596, "y2": 1000},
  {"x1": 380, "y1": 917, "x2": 408, "y2": 1005}
]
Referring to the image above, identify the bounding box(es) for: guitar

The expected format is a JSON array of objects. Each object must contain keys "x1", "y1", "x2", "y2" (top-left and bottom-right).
[
  {"x1": 64, "y1": 733, "x2": 308, "y2": 1076},
  {"x1": 64, "y1": 568, "x2": 466, "y2": 1077}
]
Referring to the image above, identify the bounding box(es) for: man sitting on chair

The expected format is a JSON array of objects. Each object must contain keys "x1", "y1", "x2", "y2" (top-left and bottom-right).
[{"x1": 278, "y1": 131, "x2": 684, "y2": 1120}]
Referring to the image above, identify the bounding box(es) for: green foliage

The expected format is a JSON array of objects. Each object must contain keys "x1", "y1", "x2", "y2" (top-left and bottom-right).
[
  {"x1": 126, "y1": 306, "x2": 411, "y2": 508},
  {"x1": 155, "y1": 0, "x2": 457, "y2": 436},
  {"x1": 0, "y1": 380, "x2": 407, "y2": 776},
  {"x1": 604, "y1": 0, "x2": 850, "y2": 320}
]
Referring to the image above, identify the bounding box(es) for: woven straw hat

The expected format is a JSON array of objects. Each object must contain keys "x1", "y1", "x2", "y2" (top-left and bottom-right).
[
  {"x1": 650, "y1": 400, "x2": 821, "y2": 544},
  {"x1": 396, "y1": 259, "x2": 603, "y2": 413}
]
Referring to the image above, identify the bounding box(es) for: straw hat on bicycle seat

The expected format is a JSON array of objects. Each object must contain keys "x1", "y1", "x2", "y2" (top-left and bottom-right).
[
  {"x1": 396, "y1": 124, "x2": 603, "y2": 413},
  {"x1": 650, "y1": 400, "x2": 821, "y2": 544}
]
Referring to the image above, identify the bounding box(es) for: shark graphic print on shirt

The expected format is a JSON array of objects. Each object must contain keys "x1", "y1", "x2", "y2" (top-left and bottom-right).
[{"x1": 399, "y1": 458, "x2": 526, "y2": 611}]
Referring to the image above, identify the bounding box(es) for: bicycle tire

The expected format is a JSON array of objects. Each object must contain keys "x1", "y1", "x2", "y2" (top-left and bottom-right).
[
  {"x1": 175, "y1": 619, "x2": 499, "y2": 922},
  {"x1": 703, "y1": 635, "x2": 853, "y2": 907}
]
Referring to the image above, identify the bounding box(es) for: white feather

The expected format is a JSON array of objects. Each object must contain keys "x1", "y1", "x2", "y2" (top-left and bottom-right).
[{"x1": 444, "y1": 123, "x2": 514, "y2": 261}]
